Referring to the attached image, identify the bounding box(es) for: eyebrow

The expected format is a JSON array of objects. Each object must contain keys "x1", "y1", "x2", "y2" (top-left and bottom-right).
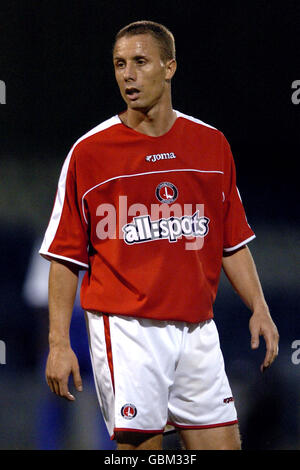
[{"x1": 113, "y1": 54, "x2": 148, "y2": 61}]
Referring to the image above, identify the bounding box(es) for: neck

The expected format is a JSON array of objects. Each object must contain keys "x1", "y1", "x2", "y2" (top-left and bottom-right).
[{"x1": 121, "y1": 97, "x2": 177, "y2": 137}]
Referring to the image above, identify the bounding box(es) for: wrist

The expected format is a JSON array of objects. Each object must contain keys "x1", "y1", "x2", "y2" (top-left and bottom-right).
[
  {"x1": 49, "y1": 333, "x2": 71, "y2": 349},
  {"x1": 250, "y1": 299, "x2": 270, "y2": 316}
]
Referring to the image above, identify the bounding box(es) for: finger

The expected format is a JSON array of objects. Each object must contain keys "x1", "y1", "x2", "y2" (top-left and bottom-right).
[
  {"x1": 261, "y1": 335, "x2": 279, "y2": 372},
  {"x1": 65, "y1": 391, "x2": 76, "y2": 401},
  {"x1": 261, "y1": 334, "x2": 273, "y2": 370},
  {"x1": 58, "y1": 379, "x2": 75, "y2": 401},
  {"x1": 46, "y1": 377, "x2": 56, "y2": 394},
  {"x1": 50, "y1": 378, "x2": 60, "y2": 396},
  {"x1": 269, "y1": 340, "x2": 279, "y2": 365},
  {"x1": 46, "y1": 366, "x2": 59, "y2": 395},
  {"x1": 250, "y1": 328, "x2": 260, "y2": 349},
  {"x1": 72, "y1": 367, "x2": 83, "y2": 392}
]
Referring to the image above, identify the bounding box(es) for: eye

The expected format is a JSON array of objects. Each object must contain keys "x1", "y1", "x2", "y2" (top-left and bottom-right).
[
  {"x1": 115, "y1": 60, "x2": 125, "y2": 69},
  {"x1": 136, "y1": 58, "x2": 147, "y2": 66}
]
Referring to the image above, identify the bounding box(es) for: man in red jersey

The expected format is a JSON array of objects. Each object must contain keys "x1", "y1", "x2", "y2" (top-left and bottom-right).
[{"x1": 40, "y1": 21, "x2": 279, "y2": 450}]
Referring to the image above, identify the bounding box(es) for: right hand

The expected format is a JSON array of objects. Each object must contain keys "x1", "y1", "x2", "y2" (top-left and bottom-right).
[{"x1": 45, "y1": 346, "x2": 83, "y2": 401}]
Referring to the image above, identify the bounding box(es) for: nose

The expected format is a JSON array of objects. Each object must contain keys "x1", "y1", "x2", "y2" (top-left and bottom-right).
[{"x1": 123, "y1": 62, "x2": 136, "y2": 82}]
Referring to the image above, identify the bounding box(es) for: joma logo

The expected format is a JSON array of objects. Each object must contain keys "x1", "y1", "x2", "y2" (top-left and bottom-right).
[{"x1": 145, "y1": 152, "x2": 176, "y2": 162}]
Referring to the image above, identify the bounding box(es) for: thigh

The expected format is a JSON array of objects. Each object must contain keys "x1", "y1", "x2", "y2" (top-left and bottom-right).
[
  {"x1": 180, "y1": 423, "x2": 241, "y2": 450},
  {"x1": 115, "y1": 431, "x2": 163, "y2": 450},
  {"x1": 168, "y1": 319, "x2": 238, "y2": 429},
  {"x1": 86, "y1": 312, "x2": 177, "y2": 438}
]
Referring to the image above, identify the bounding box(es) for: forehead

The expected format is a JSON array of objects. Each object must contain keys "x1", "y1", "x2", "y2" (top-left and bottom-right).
[{"x1": 113, "y1": 33, "x2": 161, "y2": 59}]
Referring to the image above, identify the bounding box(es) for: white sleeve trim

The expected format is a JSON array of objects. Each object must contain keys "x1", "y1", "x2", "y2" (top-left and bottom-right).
[
  {"x1": 39, "y1": 250, "x2": 89, "y2": 269},
  {"x1": 40, "y1": 115, "x2": 120, "y2": 253},
  {"x1": 174, "y1": 110, "x2": 217, "y2": 130},
  {"x1": 223, "y1": 234, "x2": 256, "y2": 252}
]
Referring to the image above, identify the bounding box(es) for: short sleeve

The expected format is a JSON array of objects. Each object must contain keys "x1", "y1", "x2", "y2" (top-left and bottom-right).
[
  {"x1": 222, "y1": 137, "x2": 255, "y2": 252},
  {"x1": 39, "y1": 150, "x2": 89, "y2": 269}
]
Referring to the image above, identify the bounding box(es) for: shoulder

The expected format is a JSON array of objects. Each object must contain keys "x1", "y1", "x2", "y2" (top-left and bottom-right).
[
  {"x1": 175, "y1": 111, "x2": 235, "y2": 170},
  {"x1": 71, "y1": 115, "x2": 121, "y2": 152},
  {"x1": 175, "y1": 110, "x2": 217, "y2": 130},
  {"x1": 59, "y1": 115, "x2": 121, "y2": 174},
  {"x1": 175, "y1": 110, "x2": 226, "y2": 141}
]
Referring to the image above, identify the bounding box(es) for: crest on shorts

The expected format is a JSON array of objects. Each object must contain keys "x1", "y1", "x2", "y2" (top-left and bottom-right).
[
  {"x1": 223, "y1": 396, "x2": 234, "y2": 404},
  {"x1": 121, "y1": 403, "x2": 137, "y2": 419},
  {"x1": 155, "y1": 182, "x2": 178, "y2": 204}
]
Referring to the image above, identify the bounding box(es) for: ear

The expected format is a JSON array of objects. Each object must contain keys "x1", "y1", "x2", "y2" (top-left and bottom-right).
[{"x1": 165, "y1": 59, "x2": 177, "y2": 81}]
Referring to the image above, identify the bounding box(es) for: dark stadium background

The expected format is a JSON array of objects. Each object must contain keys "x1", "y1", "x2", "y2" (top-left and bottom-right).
[{"x1": 0, "y1": 0, "x2": 299, "y2": 450}]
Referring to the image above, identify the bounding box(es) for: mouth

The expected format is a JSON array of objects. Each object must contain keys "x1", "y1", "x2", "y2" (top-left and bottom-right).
[{"x1": 125, "y1": 87, "x2": 141, "y2": 101}]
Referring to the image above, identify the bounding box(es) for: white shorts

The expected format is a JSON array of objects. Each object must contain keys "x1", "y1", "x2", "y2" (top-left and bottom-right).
[{"x1": 85, "y1": 312, "x2": 237, "y2": 439}]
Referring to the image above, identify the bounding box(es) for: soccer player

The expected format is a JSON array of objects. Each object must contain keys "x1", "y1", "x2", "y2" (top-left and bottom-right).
[{"x1": 40, "y1": 21, "x2": 279, "y2": 450}]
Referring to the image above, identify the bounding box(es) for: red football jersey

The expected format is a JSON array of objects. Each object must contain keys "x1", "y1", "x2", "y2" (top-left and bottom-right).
[{"x1": 39, "y1": 111, "x2": 255, "y2": 323}]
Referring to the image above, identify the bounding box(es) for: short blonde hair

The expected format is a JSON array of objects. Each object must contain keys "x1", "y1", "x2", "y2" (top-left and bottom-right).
[{"x1": 113, "y1": 20, "x2": 176, "y2": 61}]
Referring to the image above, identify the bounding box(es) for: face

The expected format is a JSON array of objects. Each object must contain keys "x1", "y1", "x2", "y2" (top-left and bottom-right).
[{"x1": 113, "y1": 34, "x2": 176, "y2": 112}]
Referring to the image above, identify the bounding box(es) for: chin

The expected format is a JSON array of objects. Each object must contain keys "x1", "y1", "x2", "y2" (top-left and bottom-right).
[
  {"x1": 128, "y1": 100, "x2": 154, "y2": 113},
  {"x1": 128, "y1": 103, "x2": 148, "y2": 112}
]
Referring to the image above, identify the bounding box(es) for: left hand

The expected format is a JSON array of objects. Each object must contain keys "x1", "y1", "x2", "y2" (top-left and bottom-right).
[{"x1": 249, "y1": 309, "x2": 279, "y2": 372}]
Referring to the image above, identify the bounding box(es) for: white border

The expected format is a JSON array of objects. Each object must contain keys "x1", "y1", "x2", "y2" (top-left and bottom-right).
[
  {"x1": 39, "y1": 115, "x2": 120, "y2": 261},
  {"x1": 175, "y1": 110, "x2": 217, "y2": 130},
  {"x1": 81, "y1": 168, "x2": 224, "y2": 224},
  {"x1": 223, "y1": 234, "x2": 256, "y2": 252},
  {"x1": 40, "y1": 251, "x2": 89, "y2": 269}
]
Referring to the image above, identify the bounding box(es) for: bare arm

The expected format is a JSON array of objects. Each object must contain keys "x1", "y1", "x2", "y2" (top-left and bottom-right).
[
  {"x1": 45, "y1": 259, "x2": 83, "y2": 400},
  {"x1": 222, "y1": 245, "x2": 279, "y2": 371}
]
